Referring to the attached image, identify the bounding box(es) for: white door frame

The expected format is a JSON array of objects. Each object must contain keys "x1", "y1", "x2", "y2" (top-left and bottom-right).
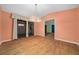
[{"x1": 44, "y1": 18, "x2": 56, "y2": 38}]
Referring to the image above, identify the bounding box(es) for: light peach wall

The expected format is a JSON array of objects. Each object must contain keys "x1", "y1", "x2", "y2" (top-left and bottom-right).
[
  {"x1": 77, "y1": 8, "x2": 79, "y2": 42},
  {"x1": 0, "y1": 10, "x2": 12, "y2": 44},
  {"x1": 34, "y1": 22, "x2": 39, "y2": 36},
  {"x1": 34, "y1": 20, "x2": 45, "y2": 37},
  {"x1": 42, "y1": 8, "x2": 79, "y2": 44},
  {"x1": 0, "y1": 10, "x2": 2, "y2": 43},
  {"x1": 55, "y1": 9, "x2": 78, "y2": 43}
]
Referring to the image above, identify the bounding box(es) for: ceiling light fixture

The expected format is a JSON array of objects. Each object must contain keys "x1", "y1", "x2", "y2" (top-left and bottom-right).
[{"x1": 29, "y1": 4, "x2": 41, "y2": 22}]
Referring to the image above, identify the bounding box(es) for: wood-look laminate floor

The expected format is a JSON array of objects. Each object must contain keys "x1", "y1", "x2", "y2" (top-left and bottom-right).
[{"x1": 0, "y1": 34, "x2": 79, "y2": 55}]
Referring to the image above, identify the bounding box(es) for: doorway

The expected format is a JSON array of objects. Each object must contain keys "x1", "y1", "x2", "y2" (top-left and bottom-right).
[
  {"x1": 28, "y1": 22, "x2": 34, "y2": 36},
  {"x1": 45, "y1": 25, "x2": 47, "y2": 35},
  {"x1": 17, "y1": 20, "x2": 26, "y2": 38},
  {"x1": 52, "y1": 25, "x2": 54, "y2": 32},
  {"x1": 45, "y1": 20, "x2": 55, "y2": 36}
]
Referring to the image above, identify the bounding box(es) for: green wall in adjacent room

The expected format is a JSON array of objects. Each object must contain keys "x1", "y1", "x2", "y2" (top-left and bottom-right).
[{"x1": 45, "y1": 20, "x2": 54, "y2": 33}]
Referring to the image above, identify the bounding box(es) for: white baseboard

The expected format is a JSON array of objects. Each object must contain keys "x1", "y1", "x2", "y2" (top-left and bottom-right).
[
  {"x1": 34, "y1": 34, "x2": 45, "y2": 37},
  {"x1": 0, "y1": 39, "x2": 11, "y2": 45},
  {"x1": 55, "y1": 37, "x2": 79, "y2": 46},
  {"x1": 0, "y1": 42, "x2": 2, "y2": 45}
]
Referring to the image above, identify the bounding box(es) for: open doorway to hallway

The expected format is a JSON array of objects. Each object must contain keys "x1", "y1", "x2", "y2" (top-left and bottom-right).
[
  {"x1": 17, "y1": 20, "x2": 26, "y2": 38},
  {"x1": 45, "y1": 19, "x2": 55, "y2": 37}
]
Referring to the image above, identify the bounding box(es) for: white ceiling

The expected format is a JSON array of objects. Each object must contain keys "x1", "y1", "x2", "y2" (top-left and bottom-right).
[{"x1": 0, "y1": 4, "x2": 79, "y2": 17}]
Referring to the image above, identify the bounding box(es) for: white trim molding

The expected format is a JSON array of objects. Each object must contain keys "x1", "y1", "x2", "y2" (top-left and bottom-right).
[
  {"x1": 12, "y1": 14, "x2": 29, "y2": 39},
  {"x1": 0, "y1": 41, "x2": 2, "y2": 45},
  {"x1": 0, "y1": 39, "x2": 12, "y2": 45},
  {"x1": 13, "y1": 18, "x2": 18, "y2": 39},
  {"x1": 55, "y1": 37, "x2": 79, "y2": 46},
  {"x1": 12, "y1": 14, "x2": 28, "y2": 21}
]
